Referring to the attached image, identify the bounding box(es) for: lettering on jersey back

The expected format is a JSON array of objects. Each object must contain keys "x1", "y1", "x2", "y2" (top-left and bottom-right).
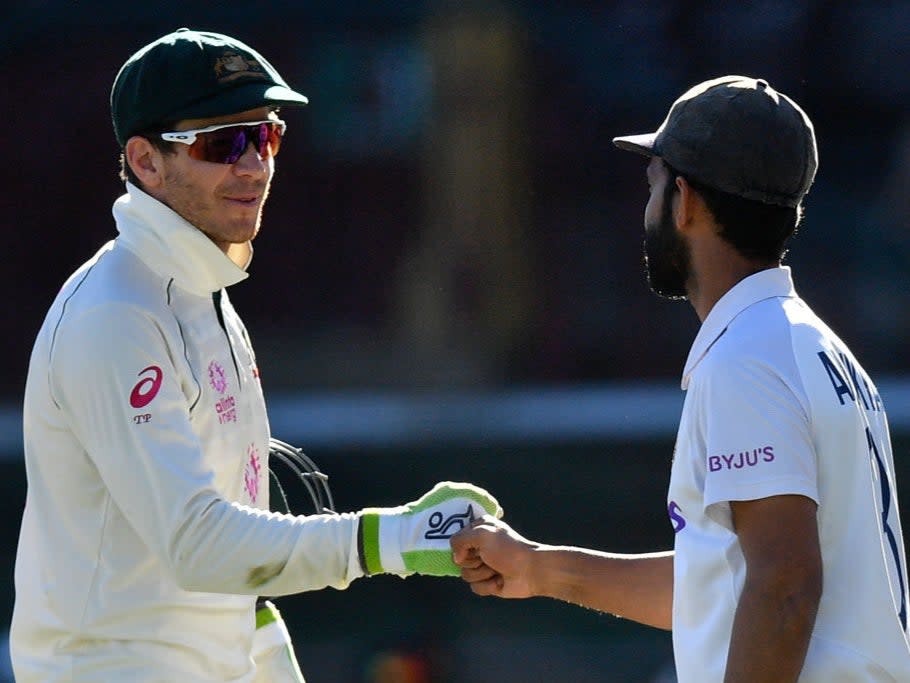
[{"x1": 818, "y1": 350, "x2": 883, "y2": 411}]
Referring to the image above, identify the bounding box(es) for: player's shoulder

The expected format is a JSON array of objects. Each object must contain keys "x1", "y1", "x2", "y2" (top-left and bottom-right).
[
  {"x1": 710, "y1": 295, "x2": 798, "y2": 364},
  {"x1": 692, "y1": 296, "x2": 818, "y2": 398},
  {"x1": 61, "y1": 239, "x2": 172, "y2": 319},
  {"x1": 41, "y1": 240, "x2": 174, "y2": 356}
]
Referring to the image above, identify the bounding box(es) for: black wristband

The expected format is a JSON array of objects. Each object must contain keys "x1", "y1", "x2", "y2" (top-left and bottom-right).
[{"x1": 356, "y1": 516, "x2": 368, "y2": 575}]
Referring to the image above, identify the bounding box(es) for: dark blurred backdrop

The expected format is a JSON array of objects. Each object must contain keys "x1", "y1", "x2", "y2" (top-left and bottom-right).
[
  {"x1": 2, "y1": 2, "x2": 910, "y2": 682},
  {"x1": 5, "y1": 1, "x2": 910, "y2": 396}
]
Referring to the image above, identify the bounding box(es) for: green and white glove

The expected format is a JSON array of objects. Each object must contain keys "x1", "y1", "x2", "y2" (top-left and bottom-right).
[
  {"x1": 252, "y1": 600, "x2": 306, "y2": 683},
  {"x1": 357, "y1": 481, "x2": 502, "y2": 577}
]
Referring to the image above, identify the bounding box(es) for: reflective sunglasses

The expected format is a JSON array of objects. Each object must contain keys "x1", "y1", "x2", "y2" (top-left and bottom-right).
[{"x1": 159, "y1": 119, "x2": 286, "y2": 164}]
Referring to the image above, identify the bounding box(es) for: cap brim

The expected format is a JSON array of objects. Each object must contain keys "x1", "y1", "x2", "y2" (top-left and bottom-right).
[
  {"x1": 261, "y1": 84, "x2": 309, "y2": 107},
  {"x1": 170, "y1": 82, "x2": 309, "y2": 123},
  {"x1": 612, "y1": 132, "x2": 658, "y2": 156}
]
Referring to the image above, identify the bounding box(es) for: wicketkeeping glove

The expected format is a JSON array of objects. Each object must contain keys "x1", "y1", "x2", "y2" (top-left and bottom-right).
[
  {"x1": 357, "y1": 481, "x2": 502, "y2": 578},
  {"x1": 252, "y1": 599, "x2": 306, "y2": 683}
]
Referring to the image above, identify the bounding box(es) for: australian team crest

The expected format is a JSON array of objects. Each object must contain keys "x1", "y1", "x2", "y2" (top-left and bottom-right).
[{"x1": 214, "y1": 50, "x2": 266, "y2": 83}]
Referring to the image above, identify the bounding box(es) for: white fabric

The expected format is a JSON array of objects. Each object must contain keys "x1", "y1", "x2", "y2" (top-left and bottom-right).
[
  {"x1": 252, "y1": 604, "x2": 305, "y2": 683},
  {"x1": 377, "y1": 504, "x2": 410, "y2": 575},
  {"x1": 12, "y1": 184, "x2": 361, "y2": 683},
  {"x1": 669, "y1": 266, "x2": 910, "y2": 682}
]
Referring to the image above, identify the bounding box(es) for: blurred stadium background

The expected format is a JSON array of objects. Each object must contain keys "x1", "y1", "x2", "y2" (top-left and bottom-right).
[{"x1": 3, "y1": 2, "x2": 910, "y2": 681}]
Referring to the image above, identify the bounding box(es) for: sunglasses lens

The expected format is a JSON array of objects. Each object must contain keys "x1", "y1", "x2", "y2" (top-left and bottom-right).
[
  {"x1": 188, "y1": 123, "x2": 283, "y2": 164},
  {"x1": 257, "y1": 123, "x2": 284, "y2": 158}
]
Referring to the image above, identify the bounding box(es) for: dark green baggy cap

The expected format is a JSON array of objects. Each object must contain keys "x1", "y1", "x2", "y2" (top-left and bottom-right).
[{"x1": 111, "y1": 27, "x2": 308, "y2": 146}]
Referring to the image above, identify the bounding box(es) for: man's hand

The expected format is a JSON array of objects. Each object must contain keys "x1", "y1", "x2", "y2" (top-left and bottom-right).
[
  {"x1": 450, "y1": 515, "x2": 539, "y2": 598},
  {"x1": 452, "y1": 518, "x2": 675, "y2": 629}
]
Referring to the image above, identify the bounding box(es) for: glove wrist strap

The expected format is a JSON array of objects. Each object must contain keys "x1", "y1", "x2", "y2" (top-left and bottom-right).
[
  {"x1": 358, "y1": 510, "x2": 385, "y2": 575},
  {"x1": 357, "y1": 514, "x2": 369, "y2": 574},
  {"x1": 255, "y1": 599, "x2": 281, "y2": 629}
]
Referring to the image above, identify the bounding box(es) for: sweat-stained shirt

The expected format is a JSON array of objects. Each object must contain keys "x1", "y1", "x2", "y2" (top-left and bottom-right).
[
  {"x1": 668, "y1": 266, "x2": 910, "y2": 682},
  {"x1": 12, "y1": 183, "x2": 361, "y2": 683}
]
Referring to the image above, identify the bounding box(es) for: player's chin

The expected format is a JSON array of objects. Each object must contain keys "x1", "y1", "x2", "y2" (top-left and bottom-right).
[{"x1": 223, "y1": 219, "x2": 260, "y2": 244}]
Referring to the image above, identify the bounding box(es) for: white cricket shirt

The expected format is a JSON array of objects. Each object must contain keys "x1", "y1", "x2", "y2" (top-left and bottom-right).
[
  {"x1": 12, "y1": 184, "x2": 361, "y2": 683},
  {"x1": 668, "y1": 267, "x2": 910, "y2": 682}
]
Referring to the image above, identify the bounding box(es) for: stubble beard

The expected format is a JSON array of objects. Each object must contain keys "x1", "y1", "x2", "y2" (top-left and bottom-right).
[
  {"x1": 162, "y1": 166, "x2": 269, "y2": 247},
  {"x1": 643, "y1": 181, "x2": 690, "y2": 300}
]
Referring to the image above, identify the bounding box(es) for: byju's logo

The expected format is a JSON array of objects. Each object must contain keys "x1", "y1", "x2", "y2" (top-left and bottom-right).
[{"x1": 424, "y1": 505, "x2": 476, "y2": 540}]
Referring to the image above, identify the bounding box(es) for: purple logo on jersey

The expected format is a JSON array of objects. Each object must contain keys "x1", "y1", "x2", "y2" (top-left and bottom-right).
[
  {"x1": 216, "y1": 395, "x2": 237, "y2": 424},
  {"x1": 708, "y1": 446, "x2": 775, "y2": 472},
  {"x1": 668, "y1": 501, "x2": 686, "y2": 533},
  {"x1": 208, "y1": 360, "x2": 228, "y2": 394},
  {"x1": 244, "y1": 444, "x2": 261, "y2": 504}
]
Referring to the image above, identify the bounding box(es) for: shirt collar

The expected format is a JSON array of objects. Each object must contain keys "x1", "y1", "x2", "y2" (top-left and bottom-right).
[
  {"x1": 112, "y1": 183, "x2": 252, "y2": 296},
  {"x1": 681, "y1": 266, "x2": 797, "y2": 389}
]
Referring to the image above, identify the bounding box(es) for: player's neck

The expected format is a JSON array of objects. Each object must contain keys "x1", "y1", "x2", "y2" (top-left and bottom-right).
[{"x1": 687, "y1": 242, "x2": 775, "y2": 321}]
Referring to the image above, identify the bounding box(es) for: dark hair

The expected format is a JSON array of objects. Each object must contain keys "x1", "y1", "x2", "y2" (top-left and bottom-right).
[
  {"x1": 118, "y1": 127, "x2": 178, "y2": 187},
  {"x1": 665, "y1": 162, "x2": 804, "y2": 263}
]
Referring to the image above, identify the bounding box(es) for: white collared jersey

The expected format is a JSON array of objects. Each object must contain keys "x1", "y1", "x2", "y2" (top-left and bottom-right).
[
  {"x1": 668, "y1": 267, "x2": 910, "y2": 682},
  {"x1": 12, "y1": 184, "x2": 361, "y2": 683}
]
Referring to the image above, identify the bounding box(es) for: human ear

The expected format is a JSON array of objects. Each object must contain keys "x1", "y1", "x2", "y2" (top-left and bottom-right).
[
  {"x1": 674, "y1": 175, "x2": 697, "y2": 231},
  {"x1": 125, "y1": 136, "x2": 164, "y2": 188}
]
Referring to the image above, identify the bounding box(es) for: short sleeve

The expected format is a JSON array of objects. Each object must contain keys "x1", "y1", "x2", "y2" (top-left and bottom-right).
[{"x1": 698, "y1": 353, "x2": 818, "y2": 511}]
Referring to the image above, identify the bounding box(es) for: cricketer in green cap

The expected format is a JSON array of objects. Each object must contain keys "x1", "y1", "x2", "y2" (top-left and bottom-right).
[
  {"x1": 14, "y1": 27, "x2": 507, "y2": 683},
  {"x1": 111, "y1": 27, "x2": 308, "y2": 147}
]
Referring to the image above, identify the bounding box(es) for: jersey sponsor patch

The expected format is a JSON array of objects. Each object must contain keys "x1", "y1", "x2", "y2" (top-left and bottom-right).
[
  {"x1": 708, "y1": 445, "x2": 775, "y2": 472},
  {"x1": 208, "y1": 359, "x2": 237, "y2": 424}
]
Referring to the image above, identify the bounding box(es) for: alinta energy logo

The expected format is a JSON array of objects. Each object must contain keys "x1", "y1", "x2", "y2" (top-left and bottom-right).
[{"x1": 208, "y1": 360, "x2": 237, "y2": 424}]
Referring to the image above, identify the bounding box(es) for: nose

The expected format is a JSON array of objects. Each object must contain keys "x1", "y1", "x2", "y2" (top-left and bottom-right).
[{"x1": 232, "y1": 142, "x2": 270, "y2": 177}]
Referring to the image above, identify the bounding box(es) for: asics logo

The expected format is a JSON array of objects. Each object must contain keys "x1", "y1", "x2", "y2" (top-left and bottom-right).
[
  {"x1": 129, "y1": 366, "x2": 163, "y2": 408},
  {"x1": 425, "y1": 504, "x2": 476, "y2": 540}
]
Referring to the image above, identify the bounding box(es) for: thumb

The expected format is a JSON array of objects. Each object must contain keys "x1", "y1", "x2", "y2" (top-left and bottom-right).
[{"x1": 449, "y1": 525, "x2": 481, "y2": 564}]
